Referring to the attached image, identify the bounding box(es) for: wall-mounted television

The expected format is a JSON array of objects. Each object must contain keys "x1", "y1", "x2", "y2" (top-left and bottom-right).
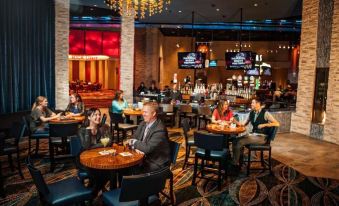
[
  {"x1": 178, "y1": 52, "x2": 205, "y2": 69},
  {"x1": 245, "y1": 67, "x2": 260, "y2": 76},
  {"x1": 225, "y1": 51, "x2": 255, "y2": 70},
  {"x1": 209, "y1": 59, "x2": 217, "y2": 67}
]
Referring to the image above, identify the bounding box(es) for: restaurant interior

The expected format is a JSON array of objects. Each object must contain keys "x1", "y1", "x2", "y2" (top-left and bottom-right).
[{"x1": 1, "y1": 0, "x2": 339, "y2": 205}]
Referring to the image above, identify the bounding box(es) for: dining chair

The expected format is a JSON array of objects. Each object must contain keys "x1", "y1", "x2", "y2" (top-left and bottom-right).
[
  {"x1": 49, "y1": 122, "x2": 79, "y2": 172},
  {"x1": 159, "y1": 104, "x2": 175, "y2": 127},
  {"x1": 244, "y1": 126, "x2": 278, "y2": 176},
  {"x1": 103, "y1": 167, "x2": 171, "y2": 206},
  {"x1": 25, "y1": 157, "x2": 93, "y2": 206},
  {"x1": 179, "y1": 104, "x2": 197, "y2": 128},
  {"x1": 69, "y1": 136, "x2": 89, "y2": 183},
  {"x1": 197, "y1": 106, "x2": 212, "y2": 130},
  {"x1": 182, "y1": 118, "x2": 195, "y2": 170},
  {"x1": 109, "y1": 112, "x2": 138, "y2": 144},
  {"x1": 0, "y1": 119, "x2": 26, "y2": 179},
  {"x1": 192, "y1": 131, "x2": 228, "y2": 191}
]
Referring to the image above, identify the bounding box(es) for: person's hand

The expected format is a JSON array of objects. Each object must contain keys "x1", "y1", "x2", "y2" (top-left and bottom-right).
[
  {"x1": 135, "y1": 149, "x2": 144, "y2": 155},
  {"x1": 55, "y1": 113, "x2": 61, "y2": 117},
  {"x1": 258, "y1": 124, "x2": 265, "y2": 129}
]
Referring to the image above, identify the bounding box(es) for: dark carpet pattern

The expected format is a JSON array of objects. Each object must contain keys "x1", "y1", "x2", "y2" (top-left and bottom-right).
[{"x1": 0, "y1": 132, "x2": 338, "y2": 206}]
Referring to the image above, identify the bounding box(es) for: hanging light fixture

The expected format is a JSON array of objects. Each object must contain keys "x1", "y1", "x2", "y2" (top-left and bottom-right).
[{"x1": 105, "y1": 0, "x2": 171, "y2": 19}]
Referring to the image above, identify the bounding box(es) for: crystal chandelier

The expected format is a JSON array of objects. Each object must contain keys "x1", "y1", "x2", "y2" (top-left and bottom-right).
[{"x1": 105, "y1": 0, "x2": 171, "y2": 19}]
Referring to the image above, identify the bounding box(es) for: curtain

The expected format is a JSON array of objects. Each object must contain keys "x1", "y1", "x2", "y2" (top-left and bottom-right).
[{"x1": 0, "y1": 0, "x2": 55, "y2": 114}]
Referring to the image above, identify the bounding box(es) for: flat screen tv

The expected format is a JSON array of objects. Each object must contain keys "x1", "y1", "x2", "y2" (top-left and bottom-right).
[
  {"x1": 209, "y1": 60, "x2": 217, "y2": 67},
  {"x1": 178, "y1": 52, "x2": 205, "y2": 69},
  {"x1": 225, "y1": 51, "x2": 255, "y2": 70},
  {"x1": 245, "y1": 67, "x2": 260, "y2": 76},
  {"x1": 261, "y1": 66, "x2": 272, "y2": 76}
]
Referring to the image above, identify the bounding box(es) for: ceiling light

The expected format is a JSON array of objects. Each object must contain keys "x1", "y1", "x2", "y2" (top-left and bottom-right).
[
  {"x1": 176, "y1": 43, "x2": 180, "y2": 48},
  {"x1": 279, "y1": 45, "x2": 281, "y2": 49},
  {"x1": 249, "y1": 44, "x2": 251, "y2": 47},
  {"x1": 254, "y1": 3, "x2": 258, "y2": 7},
  {"x1": 94, "y1": 4, "x2": 97, "y2": 7},
  {"x1": 216, "y1": 8, "x2": 220, "y2": 11},
  {"x1": 178, "y1": 10, "x2": 182, "y2": 13}
]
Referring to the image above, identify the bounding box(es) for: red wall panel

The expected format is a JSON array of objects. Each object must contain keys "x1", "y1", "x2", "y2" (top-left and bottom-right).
[
  {"x1": 72, "y1": 61, "x2": 79, "y2": 81},
  {"x1": 69, "y1": 30, "x2": 85, "y2": 54},
  {"x1": 85, "y1": 61, "x2": 91, "y2": 82},
  {"x1": 85, "y1": 31, "x2": 102, "y2": 55},
  {"x1": 102, "y1": 32, "x2": 120, "y2": 58}
]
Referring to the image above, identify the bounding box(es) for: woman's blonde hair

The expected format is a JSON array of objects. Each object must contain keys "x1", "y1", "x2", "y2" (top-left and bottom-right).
[{"x1": 32, "y1": 96, "x2": 47, "y2": 110}]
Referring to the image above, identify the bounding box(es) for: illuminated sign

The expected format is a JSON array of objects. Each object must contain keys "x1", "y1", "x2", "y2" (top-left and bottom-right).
[{"x1": 68, "y1": 55, "x2": 110, "y2": 61}]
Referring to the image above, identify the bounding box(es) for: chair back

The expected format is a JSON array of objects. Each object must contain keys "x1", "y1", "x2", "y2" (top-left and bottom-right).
[
  {"x1": 100, "y1": 113, "x2": 107, "y2": 126},
  {"x1": 160, "y1": 104, "x2": 174, "y2": 113},
  {"x1": 181, "y1": 118, "x2": 190, "y2": 141},
  {"x1": 179, "y1": 104, "x2": 192, "y2": 113},
  {"x1": 9, "y1": 120, "x2": 26, "y2": 145},
  {"x1": 25, "y1": 157, "x2": 50, "y2": 197},
  {"x1": 22, "y1": 115, "x2": 31, "y2": 136},
  {"x1": 198, "y1": 106, "x2": 211, "y2": 116},
  {"x1": 157, "y1": 112, "x2": 167, "y2": 124},
  {"x1": 70, "y1": 136, "x2": 82, "y2": 157},
  {"x1": 119, "y1": 167, "x2": 170, "y2": 202},
  {"x1": 169, "y1": 140, "x2": 180, "y2": 165},
  {"x1": 194, "y1": 131, "x2": 225, "y2": 152},
  {"x1": 49, "y1": 122, "x2": 79, "y2": 137},
  {"x1": 109, "y1": 112, "x2": 124, "y2": 126},
  {"x1": 265, "y1": 126, "x2": 278, "y2": 143},
  {"x1": 204, "y1": 99, "x2": 215, "y2": 106}
]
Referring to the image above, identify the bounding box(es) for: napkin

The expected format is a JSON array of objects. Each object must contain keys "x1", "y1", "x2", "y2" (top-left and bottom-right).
[{"x1": 119, "y1": 152, "x2": 133, "y2": 157}]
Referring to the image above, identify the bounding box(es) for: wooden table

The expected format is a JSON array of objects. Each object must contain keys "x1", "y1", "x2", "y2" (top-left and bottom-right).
[
  {"x1": 49, "y1": 116, "x2": 85, "y2": 124},
  {"x1": 123, "y1": 109, "x2": 143, "y2": 124},
  {"x1": 80, "y1": 145, "x2": 144, "y2": 170},
  {"x1": 206, "y1": 123, "x2": 246, "y2": 135}
]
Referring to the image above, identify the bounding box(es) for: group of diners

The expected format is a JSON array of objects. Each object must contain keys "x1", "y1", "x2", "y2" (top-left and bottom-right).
[{"x1": 29, "y1": 89, "x2": 279, "y2": 196}]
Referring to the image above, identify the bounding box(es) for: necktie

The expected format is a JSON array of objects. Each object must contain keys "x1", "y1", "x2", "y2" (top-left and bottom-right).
[{"x1": 142, "y1": 125, "x2": 149, "y2": 142}]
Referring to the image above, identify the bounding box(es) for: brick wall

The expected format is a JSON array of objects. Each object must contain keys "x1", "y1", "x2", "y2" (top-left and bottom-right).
[
  {"x1": 324, "y1": 0, "x2": 339, "y2": 145},
  {"x1": 291, "y1": 0, "x2": 319, "y2": 135},
  {"x1": 54, "y1": 0, "x2": 70, "y2": 110},
  {"x1": 120, "y1": 10, "x2": 135, "y2": 103}
]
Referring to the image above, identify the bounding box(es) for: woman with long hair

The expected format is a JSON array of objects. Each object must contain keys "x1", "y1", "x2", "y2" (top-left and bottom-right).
[
  {"x1": 65, "y1": 93, "x2": 85, "y2": 116},
  {"x1": 111, "y1": 90, "x2": 128, "y2": 114},
  {"x1": 30, "y1": 96, "x2": 61, "y2": 133},
  {"x1": 211, "y1": 100, "x2": 234, "y2": 123}
]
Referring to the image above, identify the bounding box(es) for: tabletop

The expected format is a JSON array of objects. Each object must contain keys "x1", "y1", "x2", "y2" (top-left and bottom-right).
[
  {"x1": 123, "y1": 109, "x2": 143, "y2": 116},
  {"x1": 49, "y1": 116, "x2": 85, "y2": 124},
  {"x1": 206, "y1": 123, "x2": 246, "y2": 135},
  {"x1": 80, "y1": 145, "x2": 144, "y2": 170}
]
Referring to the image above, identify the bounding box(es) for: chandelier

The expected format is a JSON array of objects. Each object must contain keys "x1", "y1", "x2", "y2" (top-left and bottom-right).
[{"x1": 105, "y1": 0, "x2": 171, "y2": 19}]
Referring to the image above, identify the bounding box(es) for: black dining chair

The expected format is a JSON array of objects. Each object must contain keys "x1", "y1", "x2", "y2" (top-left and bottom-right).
[
  {"x1": 109, "y1": 112, "x2": 138, "y2": 144},
  {"x1": 159, "y1": 104, "x2": 175, "y2": 127},
  {"x1": 102, "y1": 167, "x2": 171, "y2": 206},
  {"x1": 69, "y1": 136, "x2": 89, "y2": 183},
  {"x1": 0, "y1": 119, "x2": 26, "y2": 179},
  {"x1": 197, "y1": 106, "x2": 212, "y2": 130},
  {"x1": 192, "y1": 131, "x2": 228, "y2": 191},
  {"x1": 244, "y1": 126, "x2": 278, "y2": 176},
  {"x1": 24, "y1": 114, "x2": 49, "y2": 157},
  {"x1": 178, "y1": 104, "x2": 197, "y2": 128},
  {"x1": 25, "y1": 157, "x2": 93, "y2": 206},
  {"x1": 182, "y1": 118, "x2": 195, "y2": 170},
  {"x1": 49, "y1": 122, "x2": 79, "y2": 172}
]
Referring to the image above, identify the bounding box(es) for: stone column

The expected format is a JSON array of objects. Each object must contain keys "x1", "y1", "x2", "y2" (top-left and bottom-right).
[
  {"x1": 291, "y1": 0, "x2": 320, "y2": 135},
  {"x1": 120, "y1": 8, "x2": 135, "y2": 103},
  {"x1": 54, "y1": 0, "x2": 69, "y2": 110},
  {"x1": 324, "y1": 0, "x2": 339, "y2": 145}
]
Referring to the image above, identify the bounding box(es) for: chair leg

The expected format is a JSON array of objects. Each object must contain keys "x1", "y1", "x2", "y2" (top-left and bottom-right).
[
  {"x1": 192, "y1": 156, "x2": 198, "y2": 186},
  {"x1": 35, "y1": 139, "x2": 40, "y2": 155},
  {"x1": 170, "y1": 174, "x2": 175, "y2": 205},
  {"x1": 200, "y1": 158, "x2": 205, "y2": 178},
  {"x1": 197, "y1": 118, "x2": 201, "y2": 130},
  {"x1": 247, "y1": 148, "x2": 251, "y2": 176},
  {"x1": 17, "y1": 152, "x2": 24, "y2": 179},
  {"x1": 269, "y1": 148, "x2": 272, "y2": 174},
  {"x1": 178, "y1": 116, "x2": 182, "y2": 128},
  {"x1": 49, "y1": 142, "x2": 55, "y2": 172},
  {"x1": 260, "y1": 151, "x2": 265, "y2": 168},
  {"x1": 182, "y1": 145, "x2": 189, "y2": 170},
  {"x1": 8, "y1": 154, "x2": 14, "y2": 172},
  {"x1": 218, "y1": 160, "x2": 222, "y2": 191},
  {"x1": 28, "y1": 137, "x2": 32, "y2": 155}
]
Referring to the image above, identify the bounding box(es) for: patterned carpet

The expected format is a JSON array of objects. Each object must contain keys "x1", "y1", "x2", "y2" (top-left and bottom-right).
[{"x1": 0, "y1": 131, "x2": 338, "y2": 206}]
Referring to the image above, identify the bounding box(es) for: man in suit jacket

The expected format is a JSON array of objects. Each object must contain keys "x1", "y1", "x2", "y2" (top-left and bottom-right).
[{"x1": 129, "y1": 102, "x2": 170, "y2": 173}]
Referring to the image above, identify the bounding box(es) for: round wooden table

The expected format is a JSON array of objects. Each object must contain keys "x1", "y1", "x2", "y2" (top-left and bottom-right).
[
  {"x1": 206, "y1": 123, "x2": 246, "y2": 135},
  {"x1": 123, "y1": 109, "x2": 143, "y2": 116},
  {"x1": 49, "y1": 116, "x2": 85, "y2": 124},
  {"x1": 80, "y1": 145, "x2": 144, "y2": 170}
]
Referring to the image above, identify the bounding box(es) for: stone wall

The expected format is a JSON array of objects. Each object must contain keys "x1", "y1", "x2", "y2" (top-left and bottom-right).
[
  {"x1": 54, "y1": 0, "x2": 69, "y2": 110},
  {"x1": 324, "y1": 0, "x2": 339, "y2": 145},
  {"x1": 291, "y1": 0, "x2": 319, "y2": 135}
]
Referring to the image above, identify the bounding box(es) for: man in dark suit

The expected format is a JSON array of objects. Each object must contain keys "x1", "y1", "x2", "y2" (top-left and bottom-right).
[{"x1": 128, "y1": 102, "x2": 170, "y2": 172}]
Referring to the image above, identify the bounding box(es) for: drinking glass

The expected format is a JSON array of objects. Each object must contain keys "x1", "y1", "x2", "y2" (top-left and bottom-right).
[{"x1": 100, "y1": 135, "x2": 110, "y2": 148}]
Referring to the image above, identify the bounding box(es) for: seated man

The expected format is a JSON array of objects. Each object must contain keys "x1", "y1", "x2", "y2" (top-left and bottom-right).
[
  {"x1": 232, "y1": 97, "x2": 280, "y2": 169},
  {"x1": 128, "y1": 102, "x2": 170, "y2": 173}
]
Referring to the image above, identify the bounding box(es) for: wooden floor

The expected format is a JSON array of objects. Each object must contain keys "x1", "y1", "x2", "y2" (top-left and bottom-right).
[{"x1": 272, "y1": 132, "x2": 339, "y2": 180}]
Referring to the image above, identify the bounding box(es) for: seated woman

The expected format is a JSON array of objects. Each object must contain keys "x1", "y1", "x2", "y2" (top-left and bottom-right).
[
  {"x1": 112, "y1": 90, "x2": 128, "y2": 114},
  {"x1": 30, "y1": 96, "x2": 61, "y2": 134},
  {"x1": 78, "y1": 108, "x2": 111, "y2": 194},
  {"x1": 211, "y1": 100, "x2": 234, "y2": 123},
  {"x1": 137, "y1": 82, "x2": 147, "y2": 94},
  {"x1": 149, "y1": 81, "x2": 160, "y2": 94},
  {"x1": 65, "y1": 93, "x2": 85, "y2": 116},
  {"x1": 78, "y1": 108, "x2": 110, "y2": 149}
]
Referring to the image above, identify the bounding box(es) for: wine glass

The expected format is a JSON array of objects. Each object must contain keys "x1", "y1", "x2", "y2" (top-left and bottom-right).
[{"x1": 100, "y1": 134, "x2": 110, "y2": 148}]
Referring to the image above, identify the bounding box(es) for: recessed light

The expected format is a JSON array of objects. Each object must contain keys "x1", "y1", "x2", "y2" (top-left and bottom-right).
[
  {"x1": 94, "y1": 4, "x2": 97, "y2": 7},
  {"x1": 165, "y1": 7, "x2": 168, "y2": 10},
  {"x1": 254, "y1": 3, "x2": 258, "y2": 7},
  {"x1": 178, "y1": 10, "x2": 182, "y2": 13},
  {"x1": 216, "y1": 8, "x2": 220, "y2": 11},
  {"x1": 90, "y1": 8, "x2": 94, "y2": 10}
]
